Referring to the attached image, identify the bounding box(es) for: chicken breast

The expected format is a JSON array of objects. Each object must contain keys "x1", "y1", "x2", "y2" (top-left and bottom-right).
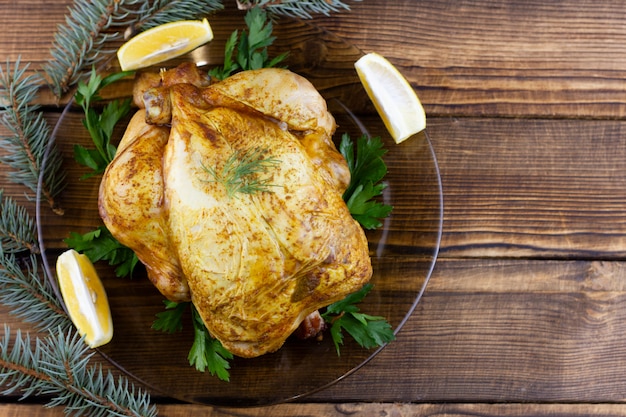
[{"x1": 99, "y1": 65, "x2": 372, "y2": 358}]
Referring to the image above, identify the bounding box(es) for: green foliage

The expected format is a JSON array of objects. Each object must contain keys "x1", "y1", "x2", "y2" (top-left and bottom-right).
[
  {"x1": 64, "y1": 226, "x2": 139, "y2": 278},
  {"x1": 152, "y1": 300, "x2": 187, "y2": 334},
  {"x1": 152, "y1": 301, "x2": 233, "y2": 381},
  {"x1": 0, "y1": 327, "x2": 157, "y2": 417},
  {"x1": 74, "y1": 68, "x2": 134, "y2": 178},
  {"x1": 201, "y1": 148, "x2": 281, "y2": 198},
  {"x1": 189, "y1": 306, "x2": 233, "y2": 381},
  {"x1": 0, "y1": 191, "x2": 37, "y2": 254},
  {"x1": 322, "y1": 283, "x2": 395, "y2": 355},
  {"x1": 239, "y1": 0, "x2": 359, "y2": 19},
  {"x1": 340, "y1": 133, "x2": 393, "y2": 229},
  {"x1": 44, "y1": 0, "x2": 225, "y2": 97},
  {"x1": 209, "y1": 7, "x2": 288, "y2": 80},
  {"x1": 0, "y1": 59, "x2": 66, "y2": 212},
  {"x1": 0, "y1": 251, "x2": 69, "y2": 332}
]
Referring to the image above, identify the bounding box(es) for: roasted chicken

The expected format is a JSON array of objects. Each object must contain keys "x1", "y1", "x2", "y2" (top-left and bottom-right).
[{"x1": 99, "y1": 63, "x2": 372, "y2": 358}]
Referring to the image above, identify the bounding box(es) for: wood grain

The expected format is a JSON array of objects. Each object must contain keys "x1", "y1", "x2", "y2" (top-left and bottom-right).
[
  {"x1": 3, "y1": 403, "x2": 626, "y2": 417},
  {"x1": 4, "y1": 0, "x2": 626, "y2": 415}
]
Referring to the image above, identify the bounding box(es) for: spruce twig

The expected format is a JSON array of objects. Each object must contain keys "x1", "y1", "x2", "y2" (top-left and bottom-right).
[
  {"x1": 236, "y1": 0, "x2": 359, "y2": 19},
  {"x1": 0, "y1": 250, "x2": 68, "y2": 331},
  {"x1": 0, "y1": 60, "x2": 66, "y2": 215},
  {"x1": 121, "y1": 0, "x2": 224, "y2": 38},
  {"x1": 0, "y1": 191, "x2": 38, "y2": 254},
  {"x1": 0, "y1": 327, "x2": 157, "y2": 417},
  {"x1": 45, "y1": 0, "x2": 225, "y2": 98}
]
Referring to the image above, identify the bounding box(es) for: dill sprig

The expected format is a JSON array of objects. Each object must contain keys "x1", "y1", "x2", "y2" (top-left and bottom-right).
[
  {"x1": 201, "y1": 148, "x2": 281, "y2": 198},
  {"x1": 237, "y1": 0, "x2": 359, "y2": 19},
  {"x1": 0, "y1": 59, "x2": 66, "y2": 215},
  {"x1": 0, "y1": 327, "x2": 157, "y2": 417}
]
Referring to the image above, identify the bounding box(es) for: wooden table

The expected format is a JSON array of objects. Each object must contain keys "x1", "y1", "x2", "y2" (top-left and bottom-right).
[{"x1": 3, "y1": 0, "x2": 626, "y2": 415}]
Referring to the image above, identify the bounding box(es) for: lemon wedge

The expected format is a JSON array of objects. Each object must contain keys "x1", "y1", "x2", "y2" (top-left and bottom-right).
[
  {"x1": 354, "y1": 52, "x2": 426, "y2": 143},
  {"x1": 56, "y1": 249, "x2": 113, "y2": 348},
  {"x1": 117, "y1": 19, "x2": 214, "y2": 71}
]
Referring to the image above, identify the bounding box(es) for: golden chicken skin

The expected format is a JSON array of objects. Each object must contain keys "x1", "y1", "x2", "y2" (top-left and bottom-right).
[{"x1": 99, "y1": 63, "x2": 372, "y2": 358}]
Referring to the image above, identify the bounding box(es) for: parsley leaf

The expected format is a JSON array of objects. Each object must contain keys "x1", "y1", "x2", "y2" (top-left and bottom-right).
[
  {"x1": 340, "y1": 133, "x2": 393, "y2": 229},
  {"x1": 74, "y1": 67, "x2": 133, "y2": 178},
  {"x1": 209, "y1": 7, "x2": 288, "y2": 81},
  {"x1": 152, "y1": 300, "x2": 187, "y2": 333},
  {"x1": 64, "y1": 226, "x2": 138, "y2": 277},
  {"x1": 152, "y1": 301, "x2": 233, "y2": 381},
  {"x1": 322, "y1": 283, "x2": 395, "y2": 356},
  {"x1": 189, "y1": 306, "x2": 233, "y2": 381}
]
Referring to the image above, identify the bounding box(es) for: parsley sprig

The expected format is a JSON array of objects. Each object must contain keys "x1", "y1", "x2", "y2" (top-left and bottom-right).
[
  {"x1": 64, "y1": 226, "x2": 138, "y2": 278},
  {"x1": 73, "y1": 68, "x2": 134, "y2": 178},
  {"x1": 152, "y1": 301, "x2": 233, "y2": 381},
  {"x1": 208, "y1": 7, "x2": 288, "y2": 80},
  {"x1": 340, "y1": 133, "x2": 393, "y2": 229},
  {"x1": 321, "y1": 283, "x2": 395, "y2": 355}
]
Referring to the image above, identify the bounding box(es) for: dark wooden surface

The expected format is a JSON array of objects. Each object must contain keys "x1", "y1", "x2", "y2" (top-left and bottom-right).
[{"x1": 4, "y1": 0, "x2": 626, "y2": 415}]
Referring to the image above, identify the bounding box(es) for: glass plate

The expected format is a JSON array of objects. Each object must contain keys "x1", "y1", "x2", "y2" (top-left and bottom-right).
[{"x1": 36, "y1": 16, "x2": 442, "y2": 407}]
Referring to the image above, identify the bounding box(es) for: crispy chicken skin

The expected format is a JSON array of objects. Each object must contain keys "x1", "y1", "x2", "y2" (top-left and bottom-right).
[{"x1": 99, "y1": 64, "x2": 372, "y2": 358}]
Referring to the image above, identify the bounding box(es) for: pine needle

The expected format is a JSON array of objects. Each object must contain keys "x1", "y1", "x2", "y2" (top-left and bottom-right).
[
  {"x1": 0, "y1": 59, "x2": 66, "y2": 214},
  {"x1": 0, "y1": 191, "x2": 37, "y2": 254},
  {"x1": 44, "y1": 0, "x2": 225, "y2": 97},
  {"x1": 237, "y1": 0, "x2": 359, "y2": 19},
  {"x1": 0, "y1": 327, "x2": 157, "y2": 417}
]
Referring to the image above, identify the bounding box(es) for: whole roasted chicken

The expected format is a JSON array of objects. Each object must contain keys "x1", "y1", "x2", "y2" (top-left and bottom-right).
[{"x1": 99, "y1": 63, "x2": 372, "y2": 358}]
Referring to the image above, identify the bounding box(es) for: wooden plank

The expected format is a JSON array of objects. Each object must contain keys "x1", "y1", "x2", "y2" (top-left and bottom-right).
[
  {"x1": 312, "y1": 0, "x2": 626, "y2": 118},
  {"x1": 4, "y1": 1, "x2": 626, "y2": 118},
  {"x1": 3, "y1": 402, "x2": 626, "y2": 417},
  {"x1": 1, "y1": 259, "x2": 626, "y2": 404},
  {"x1": 310, "y1": 258, "x2": 626, "y2": 403},
  {"x1": 428, "y1": 117, "x2": 626, "y2": 259},
  {"x1": 19, "y1": 115, "x2": 626, "y2": 260}
]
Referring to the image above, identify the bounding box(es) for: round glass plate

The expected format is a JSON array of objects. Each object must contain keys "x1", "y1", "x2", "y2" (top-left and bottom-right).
[{"x1": 36, "y1": 16, "x2": 442, "y2": 407}]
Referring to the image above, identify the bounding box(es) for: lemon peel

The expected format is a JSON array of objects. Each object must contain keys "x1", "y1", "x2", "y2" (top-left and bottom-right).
[
  {"x1": 117, "y1": 19, "x2": 214, "y2": 71},
  {"x1": 56, "y1": 249, "x2": 113, "y2": 348},
  {"x1": 355, "y1": 52, "x2": 426, "y2": 143}
]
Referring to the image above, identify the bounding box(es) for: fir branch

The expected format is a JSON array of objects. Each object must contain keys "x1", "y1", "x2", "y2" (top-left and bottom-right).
[
  {"x1": 0, "y1": 250, "x2": 68, "y2": 332},
  {"x1": 0, "y1": 59, "x2": 66, "y2": 214},
  {"x1": 123, "y1": 0, "x2": 224, "y2": 35},
  {"x1": 0, "y1": 327, "x2": 157, "y2": 417},
  {"x1": 45, "y1": 0, "x2": 225, "y2": 97},
  {"x1": 237, "y1": 0, "x2": 360, "y2": 18},
  {"x1": 44, "y1": 0, "x2": 125, "y2": 97},
  {"x1": 0, "y1": 191, "x2": 38, "y2": 254}
]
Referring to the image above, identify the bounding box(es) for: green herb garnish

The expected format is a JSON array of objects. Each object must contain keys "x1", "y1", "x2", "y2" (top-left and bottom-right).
[
  {"x1": 201, "y1": 147, "x2": 280, "y2": 198},
  {"x1": 322, "y1": 283, "x2": 396, "y2": 355},
  {"x1": 340, "y1": 133, "x2": 393, "y2": 229},
  {"x1": 64, "y1": 226, "x2": 138, "y2": 278},
  {"x1": 209, "y1": 7, "x2": 288, "y2": 80},
  {"x1": 152, "y1": 301, "x2": 233, "y2": 381},
  {"x1": 73, "y1": 68, "x2": 134, "y2": 178}
]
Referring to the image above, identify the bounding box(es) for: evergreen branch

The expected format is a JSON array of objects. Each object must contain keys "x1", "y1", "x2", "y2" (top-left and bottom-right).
[
  {"x1": 237, "y1": 0, "x2": 360, "y2": 18},
  {"x1": 44, "y1": 0, "x2": 125, "y2": 97},
  {"x1": 0, "y1": 59, "x2": 66, "y2": 214},
  {"x1": 0, "y1": 327, "x2": 157, "y2": 417},
  {"x1": 123, "y1": 0, "x2": 224, "y2": 35},
  {"x1": 0, "y1": 191, "x2": 38, "y2": 254},
  {"x1": 0, "y1": 250, "x2": 69, "y2": 332},
  {"x1": 45, "y1": 0, "x2": 224, "y2": 97}
]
